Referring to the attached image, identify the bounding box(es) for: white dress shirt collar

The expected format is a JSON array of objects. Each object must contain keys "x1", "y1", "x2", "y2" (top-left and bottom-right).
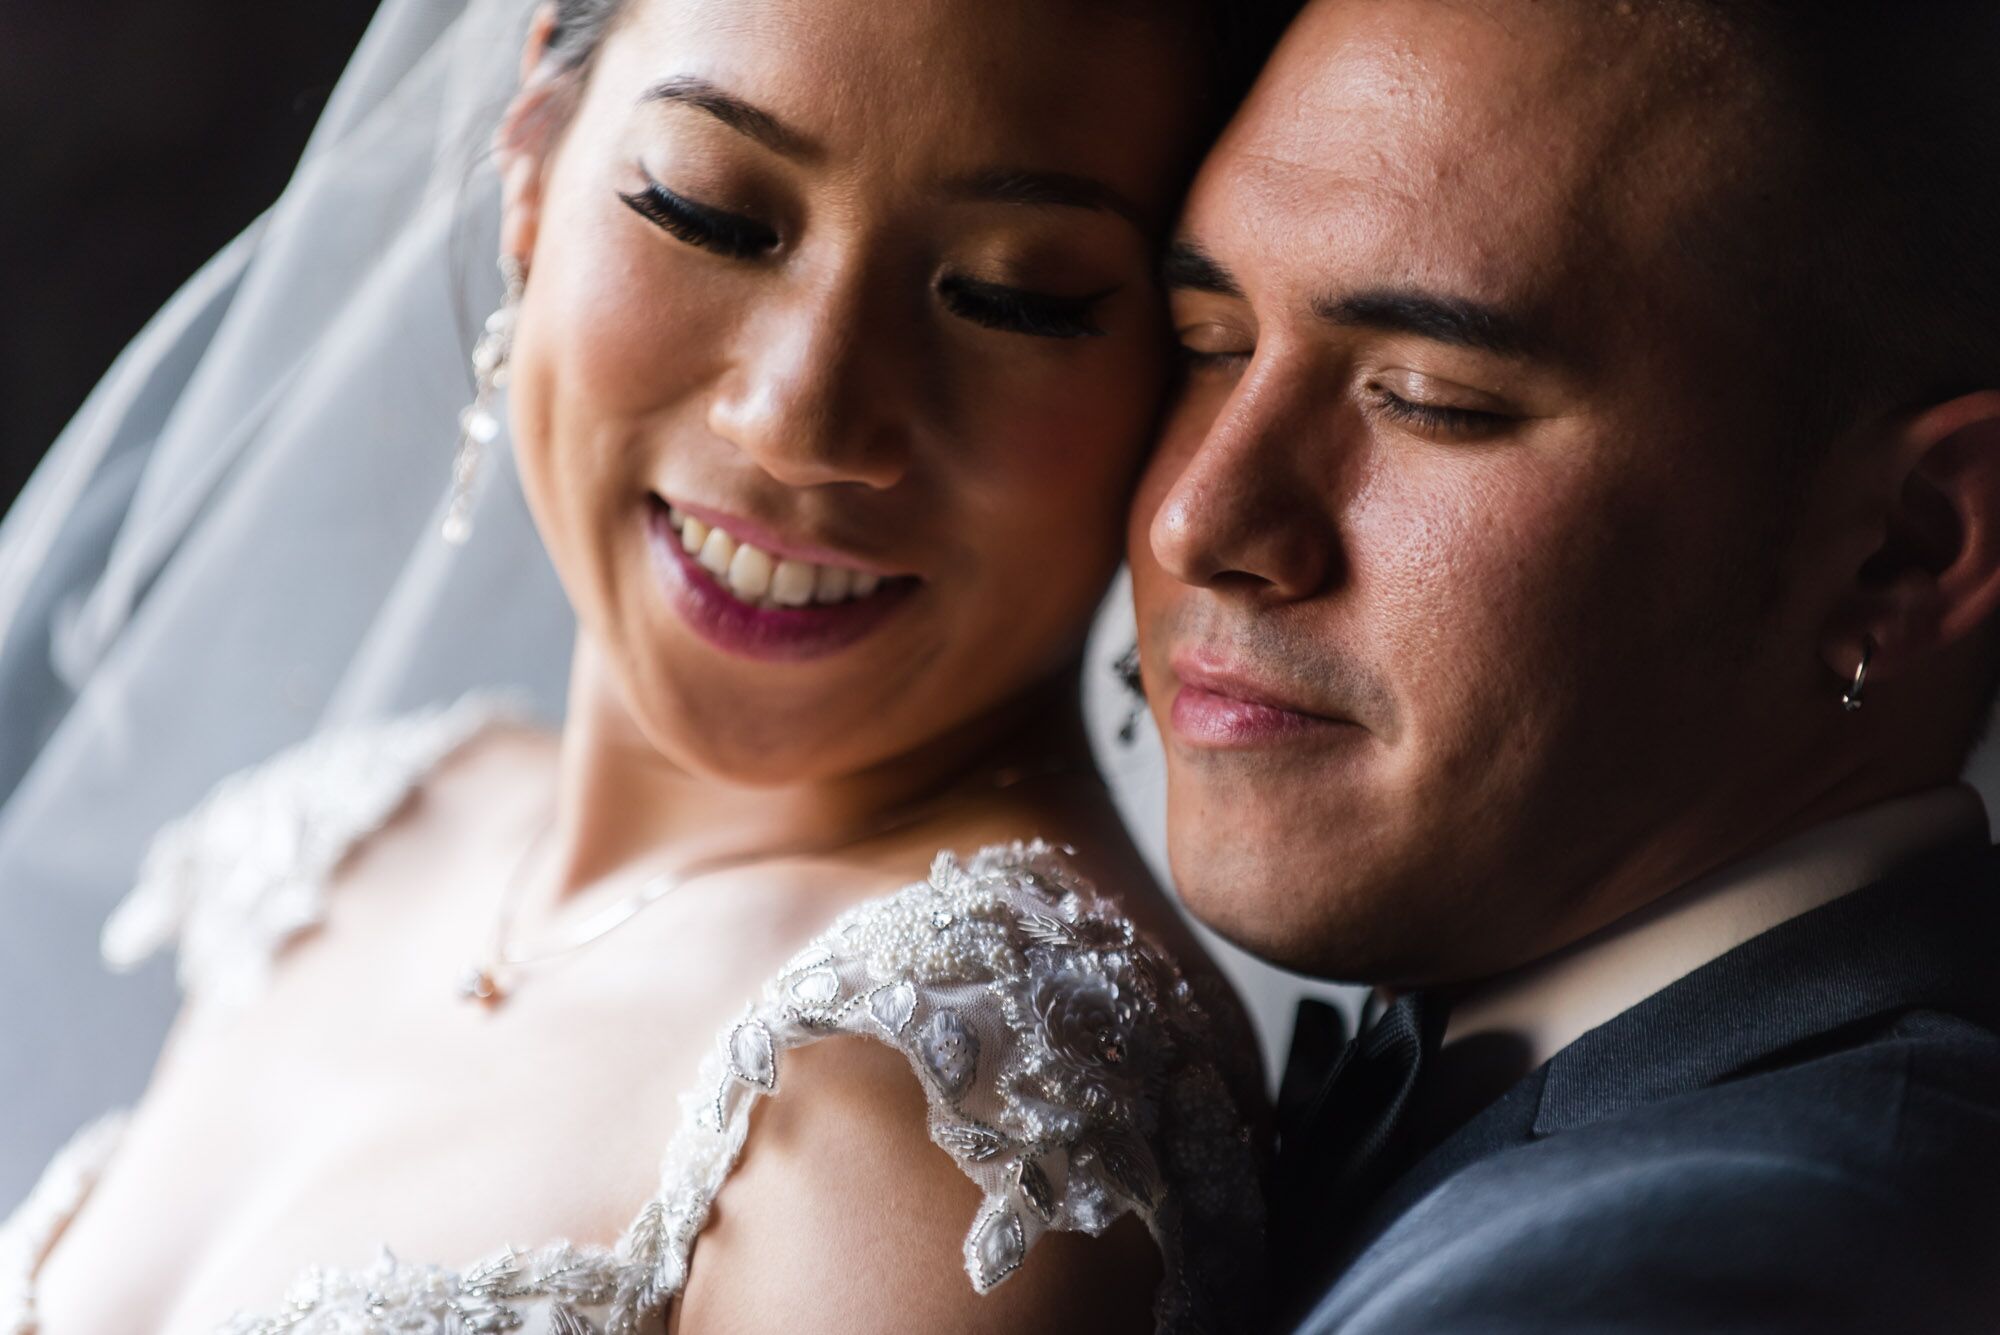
[{"x1": 1441, "y1": 784, "x2": 1991, "y2": 1069}]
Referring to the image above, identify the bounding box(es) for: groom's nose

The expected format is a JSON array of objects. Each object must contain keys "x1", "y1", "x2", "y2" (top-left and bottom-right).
[{"x1": 1146, "y1": 362, "x2": 1340, "y2": 601}]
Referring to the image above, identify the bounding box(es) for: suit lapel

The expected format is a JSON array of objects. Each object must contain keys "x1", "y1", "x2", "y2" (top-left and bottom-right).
[
  {"x1": 1320, "y1": 838, "x2": 2000, "y2": 1279},
  {"x1": 1534, "y1": 838, "x2": 2000, "y2": 1136}
]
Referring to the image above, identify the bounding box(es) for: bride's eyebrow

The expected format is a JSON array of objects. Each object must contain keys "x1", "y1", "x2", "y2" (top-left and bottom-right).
[
  {"x1": 639, "y1": 75, "x2": 821, "y2": 162},
  {"x1": 943, "y1": 169, "x2": 1147, "y2": 232},
  {"x1": 638, "y1": 76, "x2": 1144, "y2": 234}
]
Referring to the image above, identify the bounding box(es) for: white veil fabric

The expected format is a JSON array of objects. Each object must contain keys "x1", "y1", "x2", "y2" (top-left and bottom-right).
[{"x1": 0, "y1": 0, "x2": 573, "y2": 1207}]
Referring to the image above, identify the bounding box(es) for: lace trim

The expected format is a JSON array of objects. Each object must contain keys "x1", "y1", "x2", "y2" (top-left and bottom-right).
[
  {"x1": 215, "y1": 1242, "x2": 633, "y2": 1335},
  {"x1": 98, "y1": 690, "x2": 530, "y2": 1005},
  {"x1": 0, "y1": 1111, "x2": 129, "y2": 1335}
]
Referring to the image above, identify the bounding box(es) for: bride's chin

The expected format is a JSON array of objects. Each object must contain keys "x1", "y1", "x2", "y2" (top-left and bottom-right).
[{"x1": 604, "y1": 667, "x2": 879, "y2": 784}]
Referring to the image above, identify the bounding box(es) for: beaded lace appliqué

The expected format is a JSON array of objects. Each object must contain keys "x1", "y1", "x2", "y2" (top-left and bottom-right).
[
  {"x1": 634, "y1": 842, "x2": 1264, "y2": 1333},
  {"x1": 2, "y1": 700, "x2": 1264, "y2": 1334}
]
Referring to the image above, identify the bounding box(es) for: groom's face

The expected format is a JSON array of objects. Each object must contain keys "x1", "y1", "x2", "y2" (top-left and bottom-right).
[{"x1": 1132, "y1": 0, "x2": 1847, "y2": 984}]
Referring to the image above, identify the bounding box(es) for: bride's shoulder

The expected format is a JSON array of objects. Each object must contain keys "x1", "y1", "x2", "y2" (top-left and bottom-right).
[
  {"x1": 670, "y1": 841, "x2": 1267, "y2": 1333},
  {"x1": 98, "y1": 689, "x2": 538, "y2": 1003}
]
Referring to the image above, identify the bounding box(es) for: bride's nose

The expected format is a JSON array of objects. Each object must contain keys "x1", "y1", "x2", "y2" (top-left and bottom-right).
[{"x1": 706, "y1": 275, "x2": 913, "y2": 491}]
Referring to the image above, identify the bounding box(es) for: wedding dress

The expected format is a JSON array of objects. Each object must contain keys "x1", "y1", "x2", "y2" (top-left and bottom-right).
[{"x1": 0, "y1": 694, "x2": 1265, "y2": 1334}]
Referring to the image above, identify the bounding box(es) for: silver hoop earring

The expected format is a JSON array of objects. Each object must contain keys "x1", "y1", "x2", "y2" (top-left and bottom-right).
[
  {"x1": 1841, "y1": 639, "x2": 1873, "y2": 712},
  {"x1": 442, "y1": 255, "x2": 526, "y2": 546}
]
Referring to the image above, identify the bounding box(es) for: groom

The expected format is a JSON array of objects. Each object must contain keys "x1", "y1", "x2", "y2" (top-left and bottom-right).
[{"x1": 1133, "y1": 1, "x2": 2000, "y2": 1330}]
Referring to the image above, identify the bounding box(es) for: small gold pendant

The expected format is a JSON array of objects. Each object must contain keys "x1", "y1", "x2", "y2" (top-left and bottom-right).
[{"x1": 458, "y1": 965, "x2": 505, "y2": 1007}]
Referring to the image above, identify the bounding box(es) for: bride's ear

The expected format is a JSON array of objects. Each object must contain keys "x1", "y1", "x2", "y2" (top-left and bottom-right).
[
  {"x1": 495, "y1": 3, "x2": 568, "y2": 269},
  {"x1": 1820, "y1": 390, "x2": 2000, "y2": 690}
]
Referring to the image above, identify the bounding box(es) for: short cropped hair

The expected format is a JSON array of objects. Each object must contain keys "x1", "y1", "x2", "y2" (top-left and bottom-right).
[{"x1": 1694, "y1": 4, "x2": 2000, "y2": 429}]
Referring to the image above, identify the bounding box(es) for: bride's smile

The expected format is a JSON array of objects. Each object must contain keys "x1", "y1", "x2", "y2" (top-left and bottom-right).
[
  {"x1": 499, "y1": 0, "x2": 1212, "y2": 786},
  {"x1": 644, "y1": 494, "x2": 919, "y2": 661}
]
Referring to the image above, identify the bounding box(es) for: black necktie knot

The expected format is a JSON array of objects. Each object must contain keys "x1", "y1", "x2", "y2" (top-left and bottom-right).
[{"x1": 1272, "y1": 992, "x2": 1449, "y2": 1283}]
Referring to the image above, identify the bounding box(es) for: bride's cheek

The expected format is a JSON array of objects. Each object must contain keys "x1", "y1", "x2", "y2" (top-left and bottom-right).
[{"x1": 988, "y1": 343, "x2": 1164, "y2": 530}]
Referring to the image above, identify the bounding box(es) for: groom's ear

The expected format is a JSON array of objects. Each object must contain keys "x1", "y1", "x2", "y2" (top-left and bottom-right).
[
  {"x1": 1821, "y1": 390, "x2": 2000, "y2": 690},
  {"x1": 494, "y1": 3, "x2": 570, "y2": 270}
]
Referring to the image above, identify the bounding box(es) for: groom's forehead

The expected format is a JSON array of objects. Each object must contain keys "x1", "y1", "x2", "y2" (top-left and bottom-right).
[{"x1": 1190, "y1": 0, "x2": 1770, "y2": 322}]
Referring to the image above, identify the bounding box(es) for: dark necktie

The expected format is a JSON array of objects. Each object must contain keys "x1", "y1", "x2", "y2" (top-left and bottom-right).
[{"x1": 1271, "y1": 992, "x2": 1448, "y2": 1289}]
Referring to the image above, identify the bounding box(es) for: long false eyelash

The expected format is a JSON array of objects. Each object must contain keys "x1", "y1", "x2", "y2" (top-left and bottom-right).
[
  {"x1": 618, "y1": 177, "x2": 1107, "y2": 343},
  {"x1": 937, "y1": 274, "x2": 1110, "y2": 340},
  {"x1": 617, "y1": 178, "x2": 779, "y2": 260}
]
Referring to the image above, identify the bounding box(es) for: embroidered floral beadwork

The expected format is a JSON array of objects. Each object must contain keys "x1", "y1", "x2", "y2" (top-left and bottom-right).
[
  {"x1": 630, "y1": 842, "x2": 1266, "y2": 1332},
  {"x1": 1, "y1": 702, "x2": 1265, "y2": 1335}
]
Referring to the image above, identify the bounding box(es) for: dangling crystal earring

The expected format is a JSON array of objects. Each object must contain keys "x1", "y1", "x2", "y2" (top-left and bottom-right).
[
  {"x1": 1840, "y1": 638, "x2": 1873, "y2": 712},
  {"x1": 1112, "y1": 644, "x2": 1146, "y2": 743},
  {"x1": 442, "y1": 255, "x2": 526, "y2": 546}
]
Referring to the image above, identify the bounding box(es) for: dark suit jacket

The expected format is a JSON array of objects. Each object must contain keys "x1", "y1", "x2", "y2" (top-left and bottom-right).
[{"x1": 1284, "y1": 840, "x2": 2000, "y2": 1333}]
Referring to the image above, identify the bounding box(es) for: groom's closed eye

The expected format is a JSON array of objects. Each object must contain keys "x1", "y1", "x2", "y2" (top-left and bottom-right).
[
  {"x1": 1164, "y1": 240, "x2": 1255, "y2": 369},
  {"x1": 1161, "y1": 236, "x2": 1557, "y2": 436}
]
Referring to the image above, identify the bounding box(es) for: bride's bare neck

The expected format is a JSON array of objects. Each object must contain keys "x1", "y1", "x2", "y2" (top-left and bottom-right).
[{"x1": 540, "y1": 638, "x2": 1094, "y2": 903}]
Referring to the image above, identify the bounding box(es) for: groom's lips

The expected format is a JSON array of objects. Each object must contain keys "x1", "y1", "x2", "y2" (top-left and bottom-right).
[{"x1": 1169, "y1": 657, "x2": 1355, "y2": 747}]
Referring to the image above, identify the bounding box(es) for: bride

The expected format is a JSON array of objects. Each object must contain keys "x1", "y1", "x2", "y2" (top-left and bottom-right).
[{"x1": 1, "y1": 0, "x2": 1285, "y2": 1331}]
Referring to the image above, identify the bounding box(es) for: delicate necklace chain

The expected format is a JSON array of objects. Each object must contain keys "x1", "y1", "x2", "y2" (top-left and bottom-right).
[{"x1": 455, "y1": 756, "x2": 1091, "y2": 1007}]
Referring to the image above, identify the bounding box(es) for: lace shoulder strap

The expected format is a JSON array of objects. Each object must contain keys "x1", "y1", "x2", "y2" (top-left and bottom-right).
[
  {"x1": 98, "y1": 690, "x2": 528, "y2": 1005},
  {"x1": 621, "y1": 841, "x2": 1265, "y2": 1333},
  {"x1": 0, "y1": 1112, "x2": 129, "y2": 1335}
]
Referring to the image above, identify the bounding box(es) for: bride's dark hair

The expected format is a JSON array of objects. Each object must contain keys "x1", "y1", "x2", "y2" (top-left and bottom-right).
[{"x1": 542, "y1": 0, "x2": 1300, "y2": 125}]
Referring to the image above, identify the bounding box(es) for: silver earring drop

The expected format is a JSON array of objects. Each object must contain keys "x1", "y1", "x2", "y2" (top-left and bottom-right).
[
  {"x1": 1841, "y1": 638, "x2": 1873, "y2": 712},
  {"x1": 443, "y1": 255, "x2": 527, "y2": 546}
]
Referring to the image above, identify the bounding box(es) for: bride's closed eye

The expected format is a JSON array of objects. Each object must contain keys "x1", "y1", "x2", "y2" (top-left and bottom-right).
[
  {"x1": 935, "y1": 274, "x2": 1111, "y2": 341},
  {"x1": 619, "y1": 168, "x2": 1112, "y2": 342},
  {"x1": 618, "y1": 175, "x2": 780, "y2": 259}
]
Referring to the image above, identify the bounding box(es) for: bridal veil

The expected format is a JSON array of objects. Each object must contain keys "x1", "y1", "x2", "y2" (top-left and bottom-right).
[{"x1": 0, "y1": 0, "x2": 571, "y2": 1205}]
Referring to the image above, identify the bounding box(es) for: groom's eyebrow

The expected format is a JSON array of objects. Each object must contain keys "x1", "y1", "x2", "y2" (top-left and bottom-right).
[
  {"x1": 1163, "y1": 239, "x2": 1245, "y2": 298},
  {"x1": 1314, "y1": 289, "x2": 1546, "y2": 360}
]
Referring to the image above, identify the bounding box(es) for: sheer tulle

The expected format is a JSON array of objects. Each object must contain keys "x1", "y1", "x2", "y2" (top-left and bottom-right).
[{"x1": 0, "y1": 0, "x2": 573, "y2": 1205}]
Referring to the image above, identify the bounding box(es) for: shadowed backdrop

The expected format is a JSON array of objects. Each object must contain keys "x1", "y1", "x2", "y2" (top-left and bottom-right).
[{"x1": 0, "y1": 1, "x2": 381, "y2": 513}]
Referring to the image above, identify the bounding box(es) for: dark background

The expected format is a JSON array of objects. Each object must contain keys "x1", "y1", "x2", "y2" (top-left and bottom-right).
[{"x1": 0, "y1": 1, "x2": 384, "y2": 514}]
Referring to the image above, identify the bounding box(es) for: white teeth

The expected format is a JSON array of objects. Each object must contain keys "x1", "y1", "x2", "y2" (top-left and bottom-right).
[
  {"x1": 770, "y1": 559, "x2": 817, "y2": 607},
  {"x1": 814, "y1": 566, "x2": 852, "y2": 604},
  {"x1": 727, "y1": 543, "x2": 775, "y2": 600},
  {"x1": 697, "y1": 527, "x2": 737, "y2": 577},
  {"x1": 664, "y1": 504, "x2": 894, "y2": 608}
]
